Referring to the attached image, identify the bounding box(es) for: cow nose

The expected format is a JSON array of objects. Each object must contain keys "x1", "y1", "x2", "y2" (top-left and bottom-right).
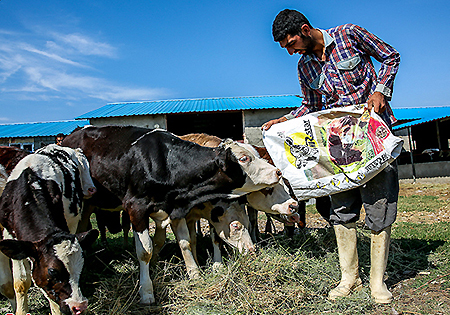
[
  {"x1": 289, "y1": 203, "x2": 299, "y2": 214},
  {"x1": 88, "y1": 187, "x2": 97, "y2": 196},
  {"x1": 71, "y1": 301, "x2": 87, "y2": 315}
]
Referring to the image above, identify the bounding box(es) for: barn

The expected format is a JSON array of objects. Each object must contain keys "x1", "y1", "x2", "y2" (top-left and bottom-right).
[{"x1": 75, "y1": 95, "x2": 301, "y2": 146}]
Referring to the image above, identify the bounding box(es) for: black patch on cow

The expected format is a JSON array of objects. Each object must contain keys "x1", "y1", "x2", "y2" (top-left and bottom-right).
[
  {"x1": 36, "y1": 148, "x2": 83, "y2": 216},
  {"x1": 210, "y1": 206, "x2": 225, "y2": 223},
  {"x1": 0, "y1": 167, "x2": 69, "y2": 241}
]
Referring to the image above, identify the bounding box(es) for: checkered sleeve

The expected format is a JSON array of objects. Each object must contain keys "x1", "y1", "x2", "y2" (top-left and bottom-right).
[{"x1": 351, "y1": 24, "x2": 400, "y2": 100}]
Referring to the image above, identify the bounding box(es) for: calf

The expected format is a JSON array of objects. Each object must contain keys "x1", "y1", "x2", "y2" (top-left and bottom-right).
[
  {"x1": 0, "y1": 145, "x2": 98, "y2": 315},
  {"x1": 62, "y1": 126, "x2": 281, "y2": 305}
]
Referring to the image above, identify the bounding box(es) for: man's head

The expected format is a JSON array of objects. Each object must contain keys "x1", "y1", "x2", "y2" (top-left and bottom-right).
[
  {"x1": 56, "y1": 133, "x2": 65, "y2": 146},
  {"x1": 272, "y1": 9, "x2": 315, "y2": 56},
  {"x1": 272, "y1": 9, "x2": 312, "y2": 42}
]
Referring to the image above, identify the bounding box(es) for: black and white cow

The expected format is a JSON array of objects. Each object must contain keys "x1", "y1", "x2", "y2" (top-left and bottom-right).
[
  {"x1": 62, "y1": 125, "x2": 281, "y2": 305},
  {"x1": 0, "y1": 144, "x2": 98, "y2": 315}
]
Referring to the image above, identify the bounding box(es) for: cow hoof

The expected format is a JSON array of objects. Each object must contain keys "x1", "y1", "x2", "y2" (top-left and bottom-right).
[
  {"x1": 187, "y1": 269, "x2": 201, "y2": 279},
  {"x1": 139, "y1": 294, "x2": 156, "y2": 305},
  {"x1": 212, "y1": 262, "x2": 224, "y2": 273}
]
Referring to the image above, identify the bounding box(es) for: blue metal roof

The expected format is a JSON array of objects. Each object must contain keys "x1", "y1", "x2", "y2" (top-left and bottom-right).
[
  {"x1": 73, "y1": 93, "x2": 450, "y2": 131},
  {"x1": 392, "y1": 106, "x2": 450, "y2": 130},
  {"x1": 76, "y1": 95, "x2": 303, "y2": 119},
  {"x1": 0, "y1": 120, "x2": 90, "y2": 139}
]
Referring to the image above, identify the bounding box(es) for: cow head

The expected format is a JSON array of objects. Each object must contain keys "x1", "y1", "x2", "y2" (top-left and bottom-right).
[
  {"x1": 219, "y1": 139, "x2": 281, "y2": 195},
  {"x1": 246, "y1": 180, "x2": 299, "y2": 216},
  {"x1": 0, "y1": 230, "x2": 98, "y2": 315},
  {"x1": 72, "y1": 148, "x2": 96, "y2": 198},
  {"x1": 209, "y1": 200, "x2": 254, "y2": 253}
]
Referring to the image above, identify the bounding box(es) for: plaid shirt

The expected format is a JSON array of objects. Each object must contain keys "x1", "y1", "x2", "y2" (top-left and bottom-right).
[{"x1": 286, "y1": 24, "x2": 400, "y2": 125}]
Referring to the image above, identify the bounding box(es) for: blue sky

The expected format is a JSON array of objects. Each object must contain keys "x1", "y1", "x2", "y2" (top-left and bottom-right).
[{"x1": 1, "y1": 0, "x2": 449, "y2": 123}]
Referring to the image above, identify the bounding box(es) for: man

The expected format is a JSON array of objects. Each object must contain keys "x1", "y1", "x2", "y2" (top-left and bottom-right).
[
  {"x1": 263, "y1": 9, "x2": 400, "y2": 304},
  {"x1": 56, "y1": 133, "x2": 65, "y2": 145}
]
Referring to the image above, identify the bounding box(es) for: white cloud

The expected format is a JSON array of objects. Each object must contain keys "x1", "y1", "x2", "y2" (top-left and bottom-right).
[
  {"x1": 0, "y1": 27, "x2": 169, "y2": 106},
  {"x1": 52, "y1": 33, "x2": 117, "y2": 58}
]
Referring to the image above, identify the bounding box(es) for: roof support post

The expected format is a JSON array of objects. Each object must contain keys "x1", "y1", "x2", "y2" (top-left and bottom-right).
[{"x1": 407, "y1": 127, "x2": 416, "y2": 182}]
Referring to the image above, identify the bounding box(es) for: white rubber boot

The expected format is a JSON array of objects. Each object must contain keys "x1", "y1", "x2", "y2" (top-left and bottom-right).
[
  {"x1": 370, "y1": 226, "x2": 393, "y2": 304},
  {"x1": 328, "y1": 223, "x2": 362, "y2": 300}
]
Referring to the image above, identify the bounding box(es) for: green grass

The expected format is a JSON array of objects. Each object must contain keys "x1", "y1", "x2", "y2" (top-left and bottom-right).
[{"x1": 398, "y1": 195, "x2": 444, "y2": 212}]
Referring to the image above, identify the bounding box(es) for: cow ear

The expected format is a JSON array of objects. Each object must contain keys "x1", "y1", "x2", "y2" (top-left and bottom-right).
[
  {"x1": 211, "y1": 206, "x2": 225, "y2": 222},
  {"x1": 0, "y1": 240, "x2": 37, "y2": 260},
  {"x1": 76, "y1": 229, "x2": 99, "y2": 250}
]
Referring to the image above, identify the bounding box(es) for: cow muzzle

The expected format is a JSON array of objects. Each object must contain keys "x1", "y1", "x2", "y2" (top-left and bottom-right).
[
  {"x1": 69, "y1": 300, "x2": 87, "y2": 315},
  {"x1": 84, "y1": 186, "x2": 97, "y2": 199}
]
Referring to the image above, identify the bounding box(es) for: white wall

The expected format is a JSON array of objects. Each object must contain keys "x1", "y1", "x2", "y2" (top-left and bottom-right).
[
  {"x1": 90, "y1": 115, "x2": 166, "y2": 129},
  {"x1": 244, "y1": 108, "x2": 293, "y2": 146}
]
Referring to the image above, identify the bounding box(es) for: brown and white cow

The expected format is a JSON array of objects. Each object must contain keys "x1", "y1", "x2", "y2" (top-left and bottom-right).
[
  {"x1": 0, "y1": 145, "x2": 98, "y2": 315},
  {"x1": 62, "y1": 126, "x2": 281, "y2": 305}
]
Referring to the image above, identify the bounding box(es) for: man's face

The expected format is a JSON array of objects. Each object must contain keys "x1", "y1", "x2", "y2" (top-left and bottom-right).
[{"x1": 279, "y1": 32, "x2": 314, "y2": 56}]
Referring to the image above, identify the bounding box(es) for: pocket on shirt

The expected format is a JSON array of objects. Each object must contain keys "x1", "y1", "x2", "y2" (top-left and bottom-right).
[
  {"x1": 336, "y1": 55, "x2": 364, "y2": 86},
  {"x1": 336, "y1": 55, "x2": 361, "y2": 70},
  {"x1": 310, "y1": 73, "x2": 326, "y2": 90}
]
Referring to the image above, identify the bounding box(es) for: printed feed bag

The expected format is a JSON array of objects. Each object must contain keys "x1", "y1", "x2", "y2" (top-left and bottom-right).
[{"x1": 262, "y1": 105, "x2": 404, "y2": 201}]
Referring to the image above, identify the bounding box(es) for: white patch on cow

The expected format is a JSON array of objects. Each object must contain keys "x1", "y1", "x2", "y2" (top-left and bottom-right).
[
  {"x1": 53, "y1": 239, "x2": 87, "y2": 308},
  {"x1": 30, "y1": 181, "x2": 41, "y2": 190},
  {"x1": 73, "y1": 148, "x2": 96, "y2": 197},
  {"x1": 246, "y1": 181, "x2": 298, "y2": 215},
  {"x1": 150, "y1": 210, "x2": 171, "y2": 228}
]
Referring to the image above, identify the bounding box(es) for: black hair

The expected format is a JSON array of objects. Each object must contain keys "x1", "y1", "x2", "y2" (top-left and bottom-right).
[{"x1": 272, "y1": 9, "x2": 312, "y2": 42}]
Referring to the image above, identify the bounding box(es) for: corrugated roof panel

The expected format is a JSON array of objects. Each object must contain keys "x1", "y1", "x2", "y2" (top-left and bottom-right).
[
  {"x1": 392, "y1": 106, "x2": 450, "y2": 130},
  {"x1": 0, "y1": 120, "x2": 89, "y2": 138},
  {"x1": 76, "y1": 95, "x2": 303, "y2": 119}
]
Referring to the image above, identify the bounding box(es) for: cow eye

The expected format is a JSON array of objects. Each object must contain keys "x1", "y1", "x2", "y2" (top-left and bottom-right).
[
  {"x1": 48, "y1": 268, "x2": 59, "y2": 279},
  {"x1": 239, "y1": 156, "x2": 250, "y2": 163}
]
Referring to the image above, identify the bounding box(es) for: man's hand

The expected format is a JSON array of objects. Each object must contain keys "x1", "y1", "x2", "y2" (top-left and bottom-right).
[
  {"x1": 261, "y1": 116, "x2": 288, "y2": 130},
  {"x1": 367, "y1": 91, "x2": 386, "y2": 114}
]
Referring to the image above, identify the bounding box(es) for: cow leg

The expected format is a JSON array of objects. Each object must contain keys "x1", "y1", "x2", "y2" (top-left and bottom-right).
[
  {"x1": 48, "y1": 298, "x2": 61, "y2": 315},
  {"x1": 246, "y1": 206, "x2": 260, "y2": 243},
  {"x1": 133, "y1": 229, "x2": 155, "y2": 305},
  {"x1": 210, "y1": 226, "x2": 223, "y2": 264},
  {"x1": 0, "y1": 251, "x2": 16, "y2": 312},
  {"x1": 171, "y1": 218, "x2": 200, "y2": 279},
  {"x1": 186, "y1": 219, "x2": 199, "y2": 266},
  {"x1": 122, "y1": 211, "x2": 131, "y2": 249},
  {"x1": 76, "y1": 203, "x2": 95, "y2": 233},
  {"x1": 12, "y1": 259, "x2": 31, "y2": 315},
  {"x1": 95, "y1": 208, "x2": 108, "y2": 247},
  {"x1": 150, "y1": 219, "x2": 166, "y2": 266},
  {"x1": 39, "y1": 289, "x2": 62, "y2": 315}
]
